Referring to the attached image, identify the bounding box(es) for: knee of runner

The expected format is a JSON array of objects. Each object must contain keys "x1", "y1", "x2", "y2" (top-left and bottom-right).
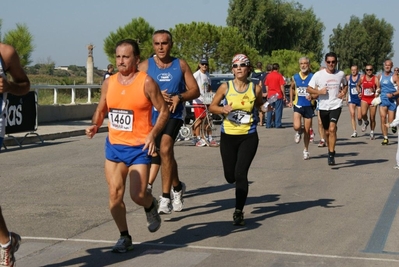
[{"x1": 131, "y1": 193, "x2": 146, "y2": 206}]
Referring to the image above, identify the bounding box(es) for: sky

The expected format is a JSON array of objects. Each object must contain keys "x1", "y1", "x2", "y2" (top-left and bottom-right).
[{"x1": 1, "y1": 0, "x2": 399, "y2": 70}]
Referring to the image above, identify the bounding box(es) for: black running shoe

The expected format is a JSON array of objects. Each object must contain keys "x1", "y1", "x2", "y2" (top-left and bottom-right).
[
  {"x1": 233, "y1": 209, "x2": 245, "y2": 226},
  {"x1": 392, "y1": 127, "x2": 397, "y2": 134},
  {"x1": 328, "y1": 151, "x2": 336, "y2": 166}
]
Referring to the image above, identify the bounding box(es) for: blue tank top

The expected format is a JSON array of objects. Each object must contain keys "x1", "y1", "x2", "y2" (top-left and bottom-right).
[
  {"x1": 147, "y1": 57, "x2": 185, "y2": 122},
  {"x1": 348, "y1": 74, "x2": 360, "y2": 103},
  {"x1": 293, "y1": 72, "x2": 313, "y2": 107},
  {"x1": 380, "y1": 73, "x2": 396, "y2": 99}
]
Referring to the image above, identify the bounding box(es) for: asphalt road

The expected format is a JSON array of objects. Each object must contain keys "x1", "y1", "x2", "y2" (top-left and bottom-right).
[{"x1": 1, "y1": 106, "x2": 399, "y2": 267}]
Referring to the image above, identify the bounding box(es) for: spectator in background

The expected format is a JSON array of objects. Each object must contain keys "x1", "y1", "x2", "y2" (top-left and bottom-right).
[
  {"x1": 103, "y1": 64, "x2": 114, "y2": 80},
  {"x1": 252, "y1": 62, "x2": 268, "y2": 126},
  {"x1": 265, "y1": 63, "x2": 286, "y2": 128},
  {"x1": 192, "y1": 57, "x2": 218, "y2": 147}
]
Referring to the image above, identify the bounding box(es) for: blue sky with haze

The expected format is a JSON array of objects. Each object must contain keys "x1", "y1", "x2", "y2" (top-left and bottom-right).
[{"x1": 1, "y1": 0, "x2": 398, "y2": 70}]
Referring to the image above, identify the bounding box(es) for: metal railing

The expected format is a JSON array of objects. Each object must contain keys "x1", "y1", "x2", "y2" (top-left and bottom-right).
[{"x1": 31, "y1": 84, "x2": 101, "y2": 105}]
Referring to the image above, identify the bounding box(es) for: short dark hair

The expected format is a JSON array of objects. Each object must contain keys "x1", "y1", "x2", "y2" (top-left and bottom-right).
[
  {"x1": 107, "y1": 64, "x2": 113, "y2": 69},
  {"x1": 325, "y1": 52, "x2": 337, "y2": 61},
  {"x1": 266, "y1": 64, "x2": 273, "y2": 72},
  {"x1": 153, "y1": 29, "x2": 173, "y2": 43},
  {"x1": 115, "y1": 39, "x2": 140, "y2": 57},
  {"x1": 256, "y1": 62, "x2": 262, "y2": 68},
  {"x1": 272, "y1": 63, "x2": 279, "y2": 70}
]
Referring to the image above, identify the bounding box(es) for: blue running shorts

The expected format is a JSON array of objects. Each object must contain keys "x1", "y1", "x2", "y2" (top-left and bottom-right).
[{"x1": 105, "y1": 137, "x2": 151, "y2": 166}]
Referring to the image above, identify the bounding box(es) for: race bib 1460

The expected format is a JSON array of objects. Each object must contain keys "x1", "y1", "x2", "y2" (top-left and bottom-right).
[{"x1": 109, "y1": 108, "x2": 133, "y2": 131}]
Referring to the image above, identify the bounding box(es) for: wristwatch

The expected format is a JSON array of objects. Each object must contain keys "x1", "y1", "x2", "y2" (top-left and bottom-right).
[{"x1": 178, "y1": 94, "x2": 183, "y2": 102}]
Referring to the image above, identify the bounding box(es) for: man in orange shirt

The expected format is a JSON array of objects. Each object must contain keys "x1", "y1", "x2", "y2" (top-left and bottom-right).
[{"x1": 85, "y1": 39, "x2": 169, "y2": 253}]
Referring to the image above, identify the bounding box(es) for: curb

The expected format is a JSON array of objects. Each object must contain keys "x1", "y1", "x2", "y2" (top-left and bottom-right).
[{"x1": 3, "y1": 126, "x2": 108, "y2": 148}]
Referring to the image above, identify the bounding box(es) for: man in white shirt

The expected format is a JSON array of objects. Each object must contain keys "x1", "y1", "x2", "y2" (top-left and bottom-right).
[{"x1": 307, "y1": 52, "x2": 348, "y2": 165}]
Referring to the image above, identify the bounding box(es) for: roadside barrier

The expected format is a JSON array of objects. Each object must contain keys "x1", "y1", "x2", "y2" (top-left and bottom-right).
[{"x1": 3, "y1": 91, "x2": 42, "y2": 149}]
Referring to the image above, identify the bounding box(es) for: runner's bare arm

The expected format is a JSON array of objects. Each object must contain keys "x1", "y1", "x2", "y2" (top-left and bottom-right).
[
  {"x1": 0, "y1": 43, "x2": 30, "y2": 95},
  {"x1": 144, "y1": 76, "x2": 169, "y2": 154},
  {"x1": 86, "y1": 79, "x2": 109, "y2": 138}
]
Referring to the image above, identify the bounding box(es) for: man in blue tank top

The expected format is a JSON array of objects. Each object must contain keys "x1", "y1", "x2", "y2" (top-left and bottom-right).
[
  {"x1": 346, "y1": 65, "x2": 362, "y2": 138},
  {"x1": 288, "y1": 57, "x2": 313, "y2": 160},
  {"x1": 0, "y1": 42, "x2": 30, "y2": 267},
  {"x1": 379, "y1": 59, "x2": 399, "y2": 145},
  {"x1": 139, "y1": 30, "x2": 200, "y2": 214}
]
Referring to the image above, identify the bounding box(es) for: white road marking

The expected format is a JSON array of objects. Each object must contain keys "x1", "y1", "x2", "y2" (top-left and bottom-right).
[{"x1": 22, "y1": 236, "x2": 399, "y2": 263}]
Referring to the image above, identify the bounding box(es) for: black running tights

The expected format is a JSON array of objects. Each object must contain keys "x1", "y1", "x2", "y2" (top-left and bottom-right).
[{"x1": 220, "y1": 132, "x2": 259, "y2": 211}]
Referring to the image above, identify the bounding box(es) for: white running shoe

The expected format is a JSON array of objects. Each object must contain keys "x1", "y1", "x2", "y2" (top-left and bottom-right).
[
  {"x1": 294, "y1": 132, "x2": 301, "y2": 144},
  {"x1": 351, "y1": 132, "x2": 358, "y2": 138},
  {"x1": 195, "y1": 139, "x2": 207, "y2": 147},
  {"x1": 394, "y1": 165, "x2": 399, "y2": 170},
  {"x1": 303, "y1": 150, "x2": 310, "y2": 160},
  {"x1": 171, "y1": 182, "x2": 186, "y2": 212},
  {"x1": 309, "y1": 128, "x2": 315, "y2": 143},
  {"x1": 158, "y1": 196, "x2": 172, "y2": 214},
  {"x1": 370, "y1": 131, "x2": 375, "y2": 140}
]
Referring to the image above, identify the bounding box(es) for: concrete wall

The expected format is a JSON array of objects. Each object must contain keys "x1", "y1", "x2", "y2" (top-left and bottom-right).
[{"x1": 38, "y1": 104, "x2": 97, "y2": 123}]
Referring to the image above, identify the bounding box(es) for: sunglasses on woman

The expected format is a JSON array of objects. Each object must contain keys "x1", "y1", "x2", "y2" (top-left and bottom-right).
[{"x1": 232, "y1": 63, "x2": 248, "y2": 68}]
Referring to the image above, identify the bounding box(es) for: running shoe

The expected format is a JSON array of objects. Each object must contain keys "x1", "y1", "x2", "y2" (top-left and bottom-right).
[
  {"x1": 146, "y1": 198, "x2": 161, "y2": 232},
  {"x1": 294, "y1": 133, "x2": 301, "y2": 144},
  {"x1": 370, "y1": 131, "x2": 375, "y2": 140},
  {"x1": 303, "y1": 150, "x2": 310, "y2": 160},
  {"x1": 146, "y1": 184, "x2": 152, "y2": 194},
  {"x1": 0, "y1": 232, "x2": 21, "y2": 267},
  {"x1": 394, "y1": 165, "x2": 399, "y2": 170},
  {"x1": 112, "y1": 236, "x2": 134, "y2": 253},
  {"x1": 392, "y1": 126, "x2": 397, "y2": 134},
  {"x1": 328, "y1": 151, "x2": 335, "y2": 166},
  {"x1": 309, "y1": 128, "x2": 315, "y2": 143},
  {"x1": 158, "y1": 196, "x2": 172, "y2": 214},
  {"x1": 208, "y1": 140, "x2": 219, "y2": 147},
  {"x1": 358, "y1": 119, "x2": 362, "y2": 126},
  {"x1": 318, "y1": 140, "x2": 326, "y2": 147},
  {"x1": 233, "y1": 209, "x2": 245, "y2": 226},
  {"x1": 195, "y1": 138, "x2": 207, "y2": 147},
  {"x1": 362, "y1": 120, "x2": 369, "y2": 132},
  {"x1": 191, "y1": 138, "x2": 198, "y2": 146},
  {"x1": 382, "y1": 138, "x2": 389, "y2": 145},
  {"x1": 171, "y1": 182, "x2": 186, "y2": 212},
  {"x1": 350, "y1": 132, "x2": 358, "y2": 138}
]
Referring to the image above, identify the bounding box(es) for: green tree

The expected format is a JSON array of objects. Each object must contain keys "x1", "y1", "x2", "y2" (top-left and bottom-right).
[
  {"x1": 227, "y1": 0, "x2": 324, "y2": 62},
  {"x1": 267, "y1": 49, "x2": 320, "y2": 78},
  {"x1": 170, "y1": 23, "x2": 258, "y2": 73},
  {"x1": 329, "y1": 14, "x2": 394, "y2": 70},
  {"x1": 171, "y1": 22, "x2": 220, "y2": 69},
  {"x1": 103, "y1": 17, "x2": 154, "y2": 65},
  {"x1": 2, "y1": 23, "x2": 34, "y2": 67}
]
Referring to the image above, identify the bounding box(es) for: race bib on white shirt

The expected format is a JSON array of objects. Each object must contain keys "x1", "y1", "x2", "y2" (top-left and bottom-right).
[
  {"x1": 227, "y1": 110, "x2": 251, "y2": 124},
  {"x1": 109, "y1": 108, "x2": 133, "y2": 131}
]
